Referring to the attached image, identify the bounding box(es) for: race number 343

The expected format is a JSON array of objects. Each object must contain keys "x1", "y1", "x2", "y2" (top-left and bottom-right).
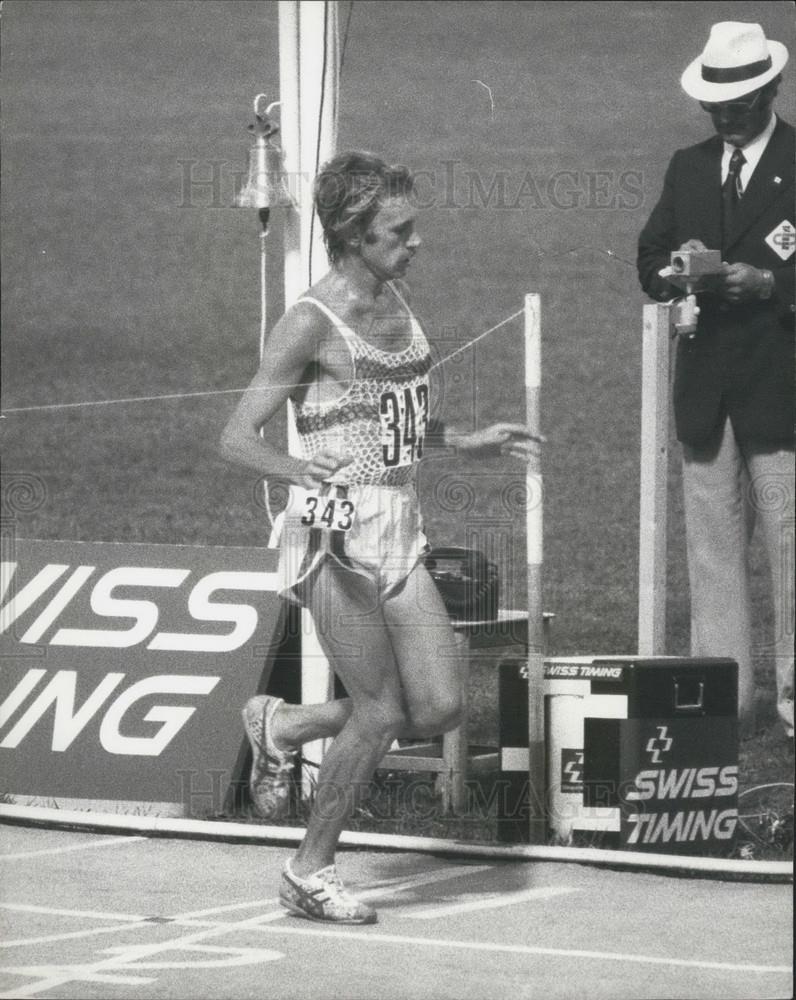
[
  {"x1": 300, "y1": 495, "x2": 356, "y2": 532},
  {"x1": 380, "y1": 384, "x2": 429, "y2": 467}
]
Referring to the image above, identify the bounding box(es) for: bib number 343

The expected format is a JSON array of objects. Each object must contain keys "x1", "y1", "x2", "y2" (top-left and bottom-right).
[
  {"x1": 300, "y1": 495, "x2": 356, "y2": 532},
  {"x1": 380, "y1": 384, "x2": 429, "y2": 468}
]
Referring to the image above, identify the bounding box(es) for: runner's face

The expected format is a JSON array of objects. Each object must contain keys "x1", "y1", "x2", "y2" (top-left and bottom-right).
[{"x1": 360, "y1": 197, "x2": 421, "y2": 279}]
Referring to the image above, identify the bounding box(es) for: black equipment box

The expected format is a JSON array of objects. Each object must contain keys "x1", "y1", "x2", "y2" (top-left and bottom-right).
[
  {"x1": 498, "y1": 656, "x2": 738, "y2": 855},
  {"x1": 424, "y1": 547, "x2": 499, "y2": 623}
]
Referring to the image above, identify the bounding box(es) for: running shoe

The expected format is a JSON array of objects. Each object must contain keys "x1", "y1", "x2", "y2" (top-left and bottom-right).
[
  {"x1": 241, "y1": 695, "x2": 297, "y2": 820},
  {"x1": 279, "y1": 860, "x2": 378, "y2": 924}
]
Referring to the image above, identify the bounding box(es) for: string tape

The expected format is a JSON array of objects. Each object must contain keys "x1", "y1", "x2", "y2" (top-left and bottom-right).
[{"x1": 2, "y1": 309, "x2": 524, "y2": 416}]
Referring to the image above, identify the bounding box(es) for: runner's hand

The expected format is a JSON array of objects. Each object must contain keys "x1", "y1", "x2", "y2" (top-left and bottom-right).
[
  {"x1": 297, "y1": 450, "x2": 353, "y2": 488},
  {"x1": 454, "y1": 423, "x2": 544, "y2": 460}
]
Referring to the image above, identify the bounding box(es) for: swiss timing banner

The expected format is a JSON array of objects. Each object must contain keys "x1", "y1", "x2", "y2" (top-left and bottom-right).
[{"x1": 0, "y1": 539, "x2": 287, "y2": 813}]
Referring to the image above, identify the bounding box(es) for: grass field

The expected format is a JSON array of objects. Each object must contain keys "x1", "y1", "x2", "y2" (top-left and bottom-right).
[{"x1": 1, "y1": 1, "x2": 794, "y2": 848}]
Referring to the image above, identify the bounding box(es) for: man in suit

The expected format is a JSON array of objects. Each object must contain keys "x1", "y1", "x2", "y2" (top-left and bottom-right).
[{"x1": 638, "y1": 22, "x2": 794, "y2": 739}]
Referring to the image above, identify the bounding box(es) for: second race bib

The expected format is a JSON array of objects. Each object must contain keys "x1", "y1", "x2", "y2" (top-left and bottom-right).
[{"x1": 379, "y1": 382, "x2": 429, "y2": 468}]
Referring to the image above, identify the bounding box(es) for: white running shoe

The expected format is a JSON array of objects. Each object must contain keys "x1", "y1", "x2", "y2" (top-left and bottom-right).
[
  {"x1": 241, "y1": 695, "x2": 297, "y2": 820},
  {"x1": 279, "y1": 860, "x2": 378, "y2": 924}
]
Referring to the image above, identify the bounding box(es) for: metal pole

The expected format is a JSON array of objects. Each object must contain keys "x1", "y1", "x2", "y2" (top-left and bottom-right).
[
  {"x1": 278, "y1": 0, "x2": 340, "y2": 790},
  {"x1": 278, "y1": 0, "x2": 302, "y2": 308},
  {"x1": 524, "y1": 293, "x2": 546, "y2": 844},
  {"x1": 298, "y1": 0, "x2": 339, "y2": 286}
]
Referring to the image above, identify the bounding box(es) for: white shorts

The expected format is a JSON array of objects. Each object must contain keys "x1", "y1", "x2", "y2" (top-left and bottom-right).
[{"x1": 273, "y1": 482, "x2": 428, "y2": 605}]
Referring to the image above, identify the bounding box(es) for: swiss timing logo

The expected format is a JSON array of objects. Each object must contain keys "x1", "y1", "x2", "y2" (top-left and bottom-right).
[
  {"x1": 561, "y1": 748, "x2": 584, "y2": 791},
  {"x1": 645, "y1": 725, "x2": 673, "y2": 763}
]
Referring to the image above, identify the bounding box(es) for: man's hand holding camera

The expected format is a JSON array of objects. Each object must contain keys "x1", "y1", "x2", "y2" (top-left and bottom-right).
[
  {"x1": 718, "y1": 262, "x2": 774, "y2": 303},
  {"x1": 675, "y1": 240, "x2": 774, "y2": 303}
]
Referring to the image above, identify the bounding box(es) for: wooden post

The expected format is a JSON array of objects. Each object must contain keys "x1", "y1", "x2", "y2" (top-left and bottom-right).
[
  {"x1": 438, "y1": 631, "x2": 471, "y2": 813},
  {"x1": 638, "y1": 303, "x2": 671, "y2": 656}
]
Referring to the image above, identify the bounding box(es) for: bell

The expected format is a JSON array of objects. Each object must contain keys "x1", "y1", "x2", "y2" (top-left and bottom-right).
[{"x1": 235, "y1": 97, "x2": 294, "y2": 212}]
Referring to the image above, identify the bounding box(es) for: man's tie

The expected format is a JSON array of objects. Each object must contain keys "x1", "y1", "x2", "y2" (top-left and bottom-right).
[{"x1": 722, "y1": 147, "x2": 745, "y2": 239}]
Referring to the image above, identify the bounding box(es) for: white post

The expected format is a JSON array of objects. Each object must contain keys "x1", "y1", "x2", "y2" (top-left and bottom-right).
[
  {"x1": 278, "y1": 0, "x2": 340, "y2": 788},
  {"x1": 297, "y1": 0, "x2": 338, "y2": 285},
  {"x1": 277, "y1": 0, "x2": 302, "y2": 308},
  {"x1": 524, "y1": 293, "x2": 546, "y2": 844},
  {"x1": 638, "y1": 303, "x2": 671, "y2": 656}
]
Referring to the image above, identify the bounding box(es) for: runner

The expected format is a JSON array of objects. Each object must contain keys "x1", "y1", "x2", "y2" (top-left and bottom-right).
[{"x1": 221, "y1": 150, "x2": 539, "y2": 924}]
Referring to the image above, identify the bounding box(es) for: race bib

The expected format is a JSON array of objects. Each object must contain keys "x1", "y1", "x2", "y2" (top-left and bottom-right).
[
  {"x1": 297, "y1": 493, "x2": 356, "y2": 532},
  {"x1": 379, "y1": 383, "x2": 429, "y2": 468}
]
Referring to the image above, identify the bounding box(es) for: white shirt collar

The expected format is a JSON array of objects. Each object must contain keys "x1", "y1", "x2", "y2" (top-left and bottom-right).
[{"x1": 721, "y1": 113, "x2": 777, "y2": 188}]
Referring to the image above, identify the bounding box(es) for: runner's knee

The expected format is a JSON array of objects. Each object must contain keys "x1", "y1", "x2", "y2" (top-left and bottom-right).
[
  {"x1": 350, "y1": 700, "x2": 408, "y2": 744},
  {"x1": 410, "y1": 689, "x2": 462, "y2": 736}
]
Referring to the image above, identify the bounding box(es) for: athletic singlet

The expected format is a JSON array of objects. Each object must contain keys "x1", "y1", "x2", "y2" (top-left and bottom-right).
[{"x1": 291, "y1": 283, "x2": 433, "y2": 486}]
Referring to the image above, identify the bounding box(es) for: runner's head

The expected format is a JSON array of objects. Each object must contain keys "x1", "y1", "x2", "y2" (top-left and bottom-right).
[{"x1": 314, "y1": 151, "x2": 415, "y2": 264}]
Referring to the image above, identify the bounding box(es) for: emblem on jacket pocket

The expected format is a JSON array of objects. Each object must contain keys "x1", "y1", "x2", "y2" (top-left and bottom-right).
[{"x1": 765, "y1": 220, "x2": 795, "y2": 260}]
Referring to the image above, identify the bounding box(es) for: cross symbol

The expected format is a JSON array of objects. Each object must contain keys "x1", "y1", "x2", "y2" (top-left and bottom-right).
[
  {"x1": 645, "y1": 725, "x2": 673, "y2": 763},
  {"x1": 563, "y1": 751, "x2": 584, "y2": 784}
]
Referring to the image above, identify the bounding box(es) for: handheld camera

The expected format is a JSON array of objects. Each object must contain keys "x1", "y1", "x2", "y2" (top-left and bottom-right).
[
  {"x1": 658, "y1": 249, "x2": 725, "y2": 338},
  {"x1": 669, "y1": 248, "x2": 724, "y2": 279}
]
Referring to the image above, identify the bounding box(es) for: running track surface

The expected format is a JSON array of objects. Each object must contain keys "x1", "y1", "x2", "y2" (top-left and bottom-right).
[{"x1": 0, "y1": 825, "x2": 792, "y2": 1000}]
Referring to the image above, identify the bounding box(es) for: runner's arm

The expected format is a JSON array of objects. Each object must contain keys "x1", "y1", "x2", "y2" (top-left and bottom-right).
[
  {"x1": 445, "y1": 423, "x2": 544, "y2": 460},
  {"x1": 220, "y1": 304, "x2": 352, "y2": 487}
]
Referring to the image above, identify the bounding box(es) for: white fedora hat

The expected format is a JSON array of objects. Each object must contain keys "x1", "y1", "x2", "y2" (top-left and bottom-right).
[{"x1": 681, "y1": 22, "x2": 789, "y2": 102}]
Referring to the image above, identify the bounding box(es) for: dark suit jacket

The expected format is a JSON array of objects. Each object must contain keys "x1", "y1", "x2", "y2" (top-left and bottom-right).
[{"x1": 637, "y1": 116, "x2": 795, "y2": 447}]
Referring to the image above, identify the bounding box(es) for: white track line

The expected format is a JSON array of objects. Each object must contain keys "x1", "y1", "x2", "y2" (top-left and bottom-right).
[
  {"x1": 172, "y1": 898, "x2": 281, "y2": 920},
  {"x1": 0, "y1": 873, "x2": 788, "y2": 998},
  {"x1": 0, "y1": 906, "x2": 285, "y2": 998},
  {"x1": 0, "y1": 903, "x2": 152, "y2": 950},
  {"x1": 0, "y1": 923, "x2": 152, "y2": 950},
  {"x1": 247, "y1": 924, "x2": 791, "y2": 976},
  {"x1": 0, "y1": 836, "x2": 144, "y2": 861},
  {"x1": 0, "y1": 863, "x2": 488, "y2": 995},
  {"x1": 403, "y1": 885, "x2": 578, "y2": 919},
  {"x1": 0, "y1": 904, "x2": 145, "y2": 923},
  {"x1": 0, "y1": 967, "x2": 153, "y2": 993}
]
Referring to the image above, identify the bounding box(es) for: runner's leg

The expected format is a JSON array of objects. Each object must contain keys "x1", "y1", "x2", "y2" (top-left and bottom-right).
[
  {"x1": 381, "y1": 562, "x2": 463, "y2": 736},
  {"x1": 289, "y1": 559, "x2": 410, "y2": 877}
]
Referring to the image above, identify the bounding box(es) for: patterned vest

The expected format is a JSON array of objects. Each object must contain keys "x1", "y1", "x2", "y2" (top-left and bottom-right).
[{"x1": 292, "y1": 285, "x2": 433, "y2": 486}]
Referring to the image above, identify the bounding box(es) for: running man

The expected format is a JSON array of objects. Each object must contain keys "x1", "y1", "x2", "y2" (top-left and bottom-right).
[{"x1": 221, "y1": 151, "x2": 539, "y2": 924}]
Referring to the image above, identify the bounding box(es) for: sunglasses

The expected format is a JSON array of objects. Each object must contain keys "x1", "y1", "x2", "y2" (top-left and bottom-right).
[{"x1": 699, "y1": 90, "x2": 763, "y2": 115}]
